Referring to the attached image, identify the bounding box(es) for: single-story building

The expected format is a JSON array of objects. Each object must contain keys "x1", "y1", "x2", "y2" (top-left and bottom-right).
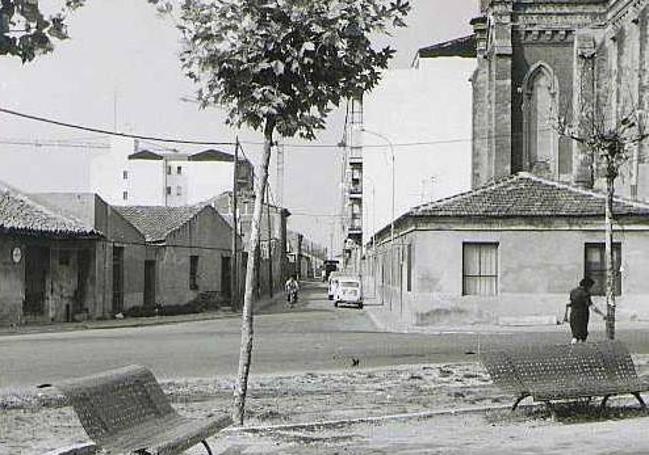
[
  {"x1": 0, "y1": 184, "x2": 102, "y2": 325},
  {"x1": 368, "y1": 172, "x2": 649, "y2": 326},
  {"x1": 31, "y1": 193, "x2": 147, "y2": 318},
  {"x1": 116, "y1": 204, "x2": 237, "y2": 308}
]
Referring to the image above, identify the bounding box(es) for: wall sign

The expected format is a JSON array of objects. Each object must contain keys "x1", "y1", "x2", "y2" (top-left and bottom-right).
[{"x1": 11, "y1": 246, "x2": 22, "y2": 264}]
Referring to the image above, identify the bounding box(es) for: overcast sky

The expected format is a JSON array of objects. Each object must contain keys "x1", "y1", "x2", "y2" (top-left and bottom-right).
[{"x1": 0, "y1": 1, "x2": 478, "y2": 247}]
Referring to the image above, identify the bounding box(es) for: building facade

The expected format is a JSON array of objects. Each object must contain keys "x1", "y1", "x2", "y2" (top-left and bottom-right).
[
  {"x1": 472, "y1": 0, "x2": 649, "y2": 199},
  {"x1": 91, "y1": 137, "x2": 254, "y2": 207},
  {"x1": 116, "y1": 205, "x2": 236, "y2": 308},
  {"x1": 371, "y1": 173, "x2": 649, "y2": 325},
  {"x1": 31, "y1": 192, "x2": 148, "y2": 319},
  {"x1": 1, "y1": 184, "x2": 104, "y2": 325}
]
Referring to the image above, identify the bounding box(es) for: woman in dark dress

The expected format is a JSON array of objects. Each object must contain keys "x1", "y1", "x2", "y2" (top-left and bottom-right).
[{"x1": 564, "y1": 277, "x2": 606, "y2": 343}]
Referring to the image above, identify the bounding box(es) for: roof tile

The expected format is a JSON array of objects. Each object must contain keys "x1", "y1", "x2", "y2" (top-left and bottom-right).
[
  {"x1": 0, "y1": 182, "x2": 99, "y2": 238},
  {"x1": 114, "y1": 205, "x2": 206, "y2": 242},
  {"x1": 411, "y1": 173, "x2": 649, "y2": 218}
]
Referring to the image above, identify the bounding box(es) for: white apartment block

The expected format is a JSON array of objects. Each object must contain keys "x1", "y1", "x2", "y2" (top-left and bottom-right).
[{"x1": 91, "y1": 137, "x2": 252, "y2": 207}]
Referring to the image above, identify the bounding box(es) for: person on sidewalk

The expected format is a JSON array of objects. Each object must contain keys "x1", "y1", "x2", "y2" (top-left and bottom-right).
[{"x1": 564, "y1": 277, "x2": 606, "y2": 344}]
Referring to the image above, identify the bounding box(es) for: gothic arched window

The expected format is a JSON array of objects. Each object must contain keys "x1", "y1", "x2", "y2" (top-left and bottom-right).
[{"x1": 522, "y1": 63, "x2": 559, "y2": 179}]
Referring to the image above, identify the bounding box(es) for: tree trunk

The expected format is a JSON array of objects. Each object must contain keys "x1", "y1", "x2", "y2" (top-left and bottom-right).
[
  {"x1": 605, "y1": 173, "x2": 616, "y2": 340},
  {"x1": 232, "y1": 119, "x2": 274, "y2": 425}
]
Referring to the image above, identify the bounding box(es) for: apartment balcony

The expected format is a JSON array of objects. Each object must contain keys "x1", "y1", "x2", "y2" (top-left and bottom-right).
[
  {"x1": 349, "y1": 146, "x2": 363, "y2": 164},
  {"x1": 349, "y1": 186, "x2": 362, "y2": 198}
]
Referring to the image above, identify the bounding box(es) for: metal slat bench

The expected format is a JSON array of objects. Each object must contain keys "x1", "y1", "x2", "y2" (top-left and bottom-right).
[
  {"x1": 57, "y1": 365, "x2": 232, "y2": 455},
  {"x1": 481, "y1": 340, "x2": 649, "y2": 411}
]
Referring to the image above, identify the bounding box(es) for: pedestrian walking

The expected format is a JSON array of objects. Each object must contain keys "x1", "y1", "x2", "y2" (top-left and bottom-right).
[{"x1": 564, "y1": 277, "x2": 606, "y2": 344}]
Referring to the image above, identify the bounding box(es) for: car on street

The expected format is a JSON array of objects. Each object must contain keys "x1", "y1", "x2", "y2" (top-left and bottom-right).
[{"x1": 334, "y1": 276, "x2": 363, "y2": 309}]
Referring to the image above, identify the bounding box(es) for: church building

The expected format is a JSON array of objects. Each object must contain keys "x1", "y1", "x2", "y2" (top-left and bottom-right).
[{"x1": 472, "y1": 0, "x2": 649, "y2": 199}]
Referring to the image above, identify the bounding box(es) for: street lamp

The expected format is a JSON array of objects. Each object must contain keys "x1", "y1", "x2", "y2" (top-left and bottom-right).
[
  {"x1": 361, "y1": 128, "x2": 395, "y2": 249},
  {"x1": 361, "y1": 128, "x2": 396, "y2": 311},
  {"x1": 365, "y1": 176, "x2": 379, "y2": 300}
]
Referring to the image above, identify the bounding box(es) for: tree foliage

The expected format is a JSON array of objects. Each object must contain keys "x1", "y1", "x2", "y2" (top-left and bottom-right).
[
  {"x1": 0, "y1": 0, "x2": 172, "y2": 62},
  {"x1": 178, "y1": 0, "x2": 409, "y2": 425},
  {"x1": 179, "y1": 0, "x2": 410, "y2": 140}
]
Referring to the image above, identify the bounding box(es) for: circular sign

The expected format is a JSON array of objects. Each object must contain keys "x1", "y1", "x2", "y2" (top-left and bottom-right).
[{"x1": 11, "y1": 247, "x2": 22, "y2": 264}]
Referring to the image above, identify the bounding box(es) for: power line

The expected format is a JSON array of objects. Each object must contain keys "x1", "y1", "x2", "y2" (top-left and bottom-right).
[
  {"x1": 0, "y1": 107, "x2": 234, "y2": 146},
  {"x1": 0, "y1": 139, "x2": 110, "y2": 149}
]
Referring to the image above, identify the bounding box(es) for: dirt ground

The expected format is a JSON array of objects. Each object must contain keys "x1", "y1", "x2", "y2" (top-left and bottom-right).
[{"x1": 2, "y1": 358, "x2": 649, "y2": 454}]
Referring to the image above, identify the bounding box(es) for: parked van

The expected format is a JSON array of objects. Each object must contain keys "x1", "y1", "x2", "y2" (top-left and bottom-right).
[{"x1": 334, "y1": 276, "x2": 363, "y2": 309}]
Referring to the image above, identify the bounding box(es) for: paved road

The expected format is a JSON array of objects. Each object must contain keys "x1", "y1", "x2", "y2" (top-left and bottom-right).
[{"x1": 3, "y1": 282, "x2": 649, "y2": 389}]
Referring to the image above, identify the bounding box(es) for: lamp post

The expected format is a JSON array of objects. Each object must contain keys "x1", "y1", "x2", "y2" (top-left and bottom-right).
[
  {"x1": 361, "y1": 128, "x2": 396, "y2": 311},
  {"x1": 365, "y1": 177, "x2": 378, "y2": 299}
]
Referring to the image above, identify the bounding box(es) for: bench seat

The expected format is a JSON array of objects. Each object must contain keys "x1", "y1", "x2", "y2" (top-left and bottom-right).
[
  {"x1": 481, "y1": 340, "x2": 649, "y2": 411},
  {"x1": 97, "y1": 413, "x2": 231, "y2": 455},
  {"x1": 57, "y1": 365, "x2": 232, "y2": 455}
]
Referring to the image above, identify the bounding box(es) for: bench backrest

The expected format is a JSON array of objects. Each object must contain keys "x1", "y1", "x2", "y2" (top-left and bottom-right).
[
  {"x1": 597, "y1": 340, "x2": 639, "y2": 381},
  {"x1": 57, "y1": 365, "x2": 176, "y2": 443},
  {"x1": 481, "y1": 340, "x2": 639, "y2": 397}
]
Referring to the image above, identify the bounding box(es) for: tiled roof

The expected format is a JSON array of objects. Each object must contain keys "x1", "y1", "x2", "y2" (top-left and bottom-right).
[
  {"x1": 411, "y1": 173, "x2": 649, "y2": 218},
  {"x1": 417, "y1": 35, "x2": 477, "y2": 59},
  {"x1": 0, "y1": 182, "x2": 99, "y2": 238},
  {"x1": 115, "y1": 205, "x2": 206, "y2": 242}
]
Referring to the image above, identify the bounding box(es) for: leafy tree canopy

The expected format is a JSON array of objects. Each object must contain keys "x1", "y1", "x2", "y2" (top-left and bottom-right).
[
  {"x1": 0, "y1": 0, "x2": 171, "y2": 62},
  {"x1": 179, "y1": 0, "x2": 410, "y2": 140}
]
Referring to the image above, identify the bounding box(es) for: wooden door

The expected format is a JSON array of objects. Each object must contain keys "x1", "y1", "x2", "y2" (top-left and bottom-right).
[
  {"x1": 24, "y1": 245, "x2": 49, "y2": 316},
  {"x1": 112, "y1": 247, "x2": 124, "y2": 313},
  {"x1": 144, "y1": 260, "x2": 156, "y2": 308}
]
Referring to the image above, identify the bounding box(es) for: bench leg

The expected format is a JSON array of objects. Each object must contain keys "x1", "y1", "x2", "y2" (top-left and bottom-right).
[
  {"x1": 544, "y1": 401, "x2": 557, "y2": 420},
  {"x1": 632, "y1": 392, "x2": 647, "y2": 410},
  {"x1": 600, "y1": 395, "x2": 610, "y2": 411},
  {"x1": 511, "y1": 393, "x2": 528, "y2": 411},
  {"x1": 201, "y1": 440, "x2": 213, "y2": 455}
]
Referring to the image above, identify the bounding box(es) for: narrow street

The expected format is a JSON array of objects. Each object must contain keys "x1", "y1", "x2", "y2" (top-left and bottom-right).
[{"x1": 3, "y1": 282, "x2": 649, "y2": 390}]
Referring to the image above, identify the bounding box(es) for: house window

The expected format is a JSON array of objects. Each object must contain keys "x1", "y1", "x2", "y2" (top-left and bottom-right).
[
  {"x1": 166, "y1": 186, "x2": 172, "y2": 195},
  {"x1": 585, "y1": 243, "x2": 621, "y2": 296},
  {"x1": 122, "y1": 191, "x2": 128, "y2": 201},
  {"x1": 176, "y1": 186, "x2": 182, "y2": 196},
  {"x1": 177, "y1": 166, "x2": 182, "y2": 175},
  {"x1": 189, "y1": 255, "x2": 199, "y2": 290},
  {"x1": 463, "y1": 243, "x2": 498, "y2": 296},
  {"x1": 167, "y1": 165, "x2": 172, "y2": 175},
  {"x1": 122, "y1": 170, "x2": 128, "y2": 180}
]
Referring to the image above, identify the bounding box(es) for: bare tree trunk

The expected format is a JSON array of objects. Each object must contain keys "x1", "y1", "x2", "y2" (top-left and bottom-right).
[
  {"x1": 605, "y1": 173, "x2": 616, "y2": 340},
  {"x1": 233, "y1": 119, "x2": 274, "y2": 425}
]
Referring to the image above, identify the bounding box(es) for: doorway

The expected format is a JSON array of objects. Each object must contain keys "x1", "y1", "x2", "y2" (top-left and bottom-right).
[
  {"x1": 112, "y1": 246, "x2": 124, "y2": 314},
  {"x1": 221, "y1": 256, "x2": 232, "y2": 300},
  {"x1": 24, "y1": 245, "x2": 49, "y2": 317},
  {"x1": 75, "y1": 249, "x2": 91, "y2": 314},
  {"x1": 144, "y1": 260, "x2": 156, "y2": 308}
]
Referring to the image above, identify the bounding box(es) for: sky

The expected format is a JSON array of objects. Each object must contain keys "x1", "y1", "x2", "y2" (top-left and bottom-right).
[{"x1": 0, "y1": 0, "x2": 478, "y2": 247}]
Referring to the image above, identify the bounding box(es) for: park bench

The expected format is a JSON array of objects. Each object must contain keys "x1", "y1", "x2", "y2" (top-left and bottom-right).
[
  {"x1": 481, "y1": 340, "x2": 649, "y2": 411},
  {"x1": 56, "y1": 365, "x2": 232, "y2": 455}
]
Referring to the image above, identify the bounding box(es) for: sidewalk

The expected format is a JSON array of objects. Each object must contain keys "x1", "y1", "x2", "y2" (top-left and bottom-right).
[
  {"x1": 363, "y1": 294, "x2": 649, "y2": 335},
  {"x1": 0, "y1": 291, "x2": 286, "y2": 338},
  {"x1": 6, "y1": 360, "x2": 649, "y2": 454}
]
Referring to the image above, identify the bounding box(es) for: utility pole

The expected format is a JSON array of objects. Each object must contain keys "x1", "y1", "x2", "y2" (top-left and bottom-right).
[
  {"x1": 231, "y1": 138, "x2": 240, "y2": 310},
  {"x1": 266, "y1": 185, "x2": 273, "y2": 298},
  {"x1": 276, "y1": 143, "x2": 285, "y2": 206}
]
